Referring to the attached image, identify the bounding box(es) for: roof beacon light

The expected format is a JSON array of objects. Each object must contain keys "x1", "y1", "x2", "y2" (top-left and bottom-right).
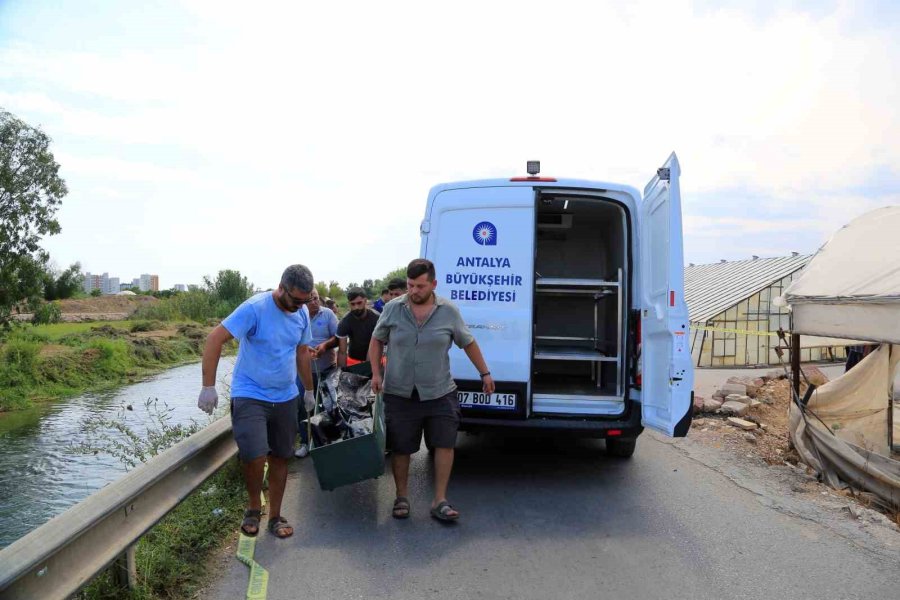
[{"x1": 511, "y1": 160, "x2": 556, "y2": 182}]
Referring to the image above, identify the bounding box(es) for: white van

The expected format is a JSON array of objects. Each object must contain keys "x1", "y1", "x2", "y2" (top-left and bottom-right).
[{"x1": 419, "y1": 153, "x2": 694, "y2": 456}]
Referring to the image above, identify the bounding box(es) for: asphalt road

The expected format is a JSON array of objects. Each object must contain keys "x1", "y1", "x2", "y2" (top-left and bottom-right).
[{"x1": 203, "y1": 431, "x2": 899, "y2": 600}]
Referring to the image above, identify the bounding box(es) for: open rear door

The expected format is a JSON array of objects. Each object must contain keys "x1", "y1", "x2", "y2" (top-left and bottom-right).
[{"x1": 639, "y1": 153, "x2": 693, "y2": 437}]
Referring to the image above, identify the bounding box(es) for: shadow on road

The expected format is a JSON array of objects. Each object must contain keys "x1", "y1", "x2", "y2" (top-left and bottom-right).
[{"x1": 274, "y1": 431, "x2": 669, "y2": 576}]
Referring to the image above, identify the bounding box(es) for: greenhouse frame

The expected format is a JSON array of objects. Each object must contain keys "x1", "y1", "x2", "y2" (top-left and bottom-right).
[{"x1": 685, "y1": 255, "x2": 847, "y2": 367}]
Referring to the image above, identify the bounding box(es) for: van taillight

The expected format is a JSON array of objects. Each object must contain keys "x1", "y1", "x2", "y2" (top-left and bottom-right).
[{"x1": 607, "y1": 430, "x2": 623, "y2": 437}]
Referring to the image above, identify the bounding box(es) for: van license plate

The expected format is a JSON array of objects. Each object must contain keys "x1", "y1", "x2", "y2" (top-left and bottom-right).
[{"x1": 457, "y1": 391, "x2": 517, "y2": 411}]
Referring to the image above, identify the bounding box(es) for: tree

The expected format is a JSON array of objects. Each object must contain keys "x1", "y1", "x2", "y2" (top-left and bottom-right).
[
  {"x1": 0, "y1": 253, "x2": 46, "y2": 320},
  {"x1": 373, "y1": 267, "x2": 407, "y2": 294},
  {"x1": 316, "y1": 280, "x2": 346, "y2": 303},
  {"x1": 203, "y1": 269, "x2": 254, "y2": 315},
  {"x1": 43, "y1": 261, "x2": 83, "y2": 301},
  {"x1": 0, "y1": 109, "x2": 68, "y2": 326}
]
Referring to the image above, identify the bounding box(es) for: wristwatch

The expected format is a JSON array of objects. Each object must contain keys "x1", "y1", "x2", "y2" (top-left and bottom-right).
[{"x1": 479, "y1": 371, "x2": 491, "y2": 378}]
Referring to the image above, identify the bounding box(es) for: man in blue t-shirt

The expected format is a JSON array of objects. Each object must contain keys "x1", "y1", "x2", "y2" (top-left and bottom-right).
[{"x1": 197, "y1": 264, "x2": 315, "y2": 539}]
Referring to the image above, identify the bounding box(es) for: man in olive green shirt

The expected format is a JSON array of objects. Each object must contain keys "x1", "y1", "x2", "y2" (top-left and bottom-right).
[{"x1": 369, "y1": 259, "x2": 494, "y2": 523}]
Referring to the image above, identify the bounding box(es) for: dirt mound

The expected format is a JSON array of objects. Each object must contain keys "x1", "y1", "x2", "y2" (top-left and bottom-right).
[
  {"x1": 58, "y1": 296, "x2": 157, "y2": 315},
  {"x1": 692, "y1": 377, "x2": 822, "y2": 466}
]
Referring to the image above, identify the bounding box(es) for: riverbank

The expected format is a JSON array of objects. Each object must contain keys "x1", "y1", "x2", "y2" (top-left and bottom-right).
[
  {"x1": 0, "y1": 357, "x2": 246, "y2": 599},
  {"x1": 0, "y1": 320, "x2": 228, "y2": 412}
]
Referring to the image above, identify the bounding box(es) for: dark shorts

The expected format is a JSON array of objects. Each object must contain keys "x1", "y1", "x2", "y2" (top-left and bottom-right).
[
  {"x1": 383, "y1": 389, "x2": 460, "y2": 455},
  {"x1": 231, "y1": 396, "x2": 298, "y2": 461}
]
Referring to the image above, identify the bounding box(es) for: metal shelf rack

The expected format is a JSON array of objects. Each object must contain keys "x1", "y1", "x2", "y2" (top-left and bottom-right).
[{"x1": 533, "y1": 268, "x2": 623, "y2": 396}]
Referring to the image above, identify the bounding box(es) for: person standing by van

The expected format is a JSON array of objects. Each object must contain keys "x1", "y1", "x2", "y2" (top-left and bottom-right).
[
  {"x1": 369, "y1": 258, "x2": 494, "y2": 522},
  {"x1": 197, "y1": 264, "x2": 316, "y2": 539}
]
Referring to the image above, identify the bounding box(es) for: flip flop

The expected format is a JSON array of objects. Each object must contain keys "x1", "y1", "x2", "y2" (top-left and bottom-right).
[
  {"x1": 241, "y1": 509, "x2": 261, "y2": 537},
  {"x1": 392, "y1": 496, "x2": 410, "y2": 519},
  {"x1": 430, "y1": 501, "x2": 459, "y2": 522},
  {"x1": 267, "y1": 516, "x2": 293, "y2": 538}
]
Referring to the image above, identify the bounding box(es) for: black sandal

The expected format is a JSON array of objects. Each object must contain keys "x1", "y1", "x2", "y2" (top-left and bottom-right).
[
  {"x1": 430, "y1": 501, "x2": 459, "y2": 522},
  {"x1": 392, "y1": 497, "x2": 410, "y2": 519},
  {"x1": 268, "y1": 516, "x2": 293, "y2": 538},
  {"x1": 241, "y1": 509, "x2": 261, "y2": 537}
]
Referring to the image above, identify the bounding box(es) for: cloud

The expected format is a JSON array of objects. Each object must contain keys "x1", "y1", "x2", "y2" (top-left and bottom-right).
[{"x1": 3, "y1": 0, "x2": 899, "y2": 285}]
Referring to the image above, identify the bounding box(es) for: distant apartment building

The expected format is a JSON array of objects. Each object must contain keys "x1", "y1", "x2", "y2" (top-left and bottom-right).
[
  {"x1": 150, "y1": 275, "x2": 159, "y2": 291},
  {"x1": 131, "y1": 278, "x2": 140, "y2": 289},
  {"x1": 139, "y1": 274, "x2": 151, "y2": 292},
  {"x1": 120, "y1": 282, "x2": 132, "y2": 292},
  {"x1": 83, "y1": 272, "x2": 102, "y2": 293},
  {"x1": 174, "y1": 284, "x2": 187, "y2": 292},
  {"x1": 106, "y1": 277, "x2": 120, "y2": 294}
]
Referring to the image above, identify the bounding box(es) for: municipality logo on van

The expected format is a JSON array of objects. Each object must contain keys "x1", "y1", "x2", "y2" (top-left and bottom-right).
[{"x1": 472, "y1": 222, "x2": 498, "y2": 246}]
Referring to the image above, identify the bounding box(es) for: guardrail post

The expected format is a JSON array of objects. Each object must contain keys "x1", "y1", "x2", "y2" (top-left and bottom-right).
[{"x1": 112, "y1": 544, "x2": 137, "y2": 590}]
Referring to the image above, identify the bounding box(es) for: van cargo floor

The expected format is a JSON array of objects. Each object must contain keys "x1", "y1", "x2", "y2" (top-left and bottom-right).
[{"x1": 532, "y1": 375, "x2": 616, "y2": 397}]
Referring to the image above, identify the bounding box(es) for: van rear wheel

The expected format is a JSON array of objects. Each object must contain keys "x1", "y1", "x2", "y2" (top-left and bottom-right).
[{"x1": 606, "y1": 438, "x2": 636, "y2": 458}]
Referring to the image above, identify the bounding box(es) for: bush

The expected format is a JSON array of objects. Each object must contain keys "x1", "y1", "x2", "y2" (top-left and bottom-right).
[
  {"x1": 131, "y1": 300, "x2": 179, "y2": 322},
  {"x1": 87, "y1": 339, "x2": 131, "y2": 376},
  {"x1": 130, "y1": 290, "x2": 222, "y2": 323},
  {"x1": 129, "y1": 320, "x2": 165, "y2": 333},
  {"x1": 31, "y1": 301, "x2": 62, "y2": 325},
  {"x1": 3, "y1": 338, "x2": 40, "y2": 371},
  {"x1": 174, "y1": 290, "x2": 219, "y2": 322},
  {"x1": 0, "y1": 338, "x2": 41, "y2": 394}
]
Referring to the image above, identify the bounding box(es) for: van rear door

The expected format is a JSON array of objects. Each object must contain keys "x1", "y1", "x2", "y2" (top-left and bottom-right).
[
  {"x1": 422, "y1": 186, "x2": 535, "y2": 405},
  {"x1": 639, "y1": 154, "x2": 693, "y2": 437}
]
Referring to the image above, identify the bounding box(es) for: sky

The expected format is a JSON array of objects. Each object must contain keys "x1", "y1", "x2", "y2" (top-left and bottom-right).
[{"x1": 1, "y1": 0, "x2": 898, "y2": 290}]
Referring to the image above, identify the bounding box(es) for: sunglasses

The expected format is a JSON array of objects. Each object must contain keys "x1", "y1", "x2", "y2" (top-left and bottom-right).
[{"x1": 282, "y1": 288, "x2": 311, "y2": 306}]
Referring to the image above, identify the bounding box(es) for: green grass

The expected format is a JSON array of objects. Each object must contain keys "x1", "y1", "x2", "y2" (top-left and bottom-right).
[
  {"x1": 77, "y1": 460, "x2": 246, "y2": 600},
  {"x1": 0, "y1": 321, "x2": 223, "y2": 411},
  {"x1": 28, "y1": 320, "x2": 169, "y2": 340}
]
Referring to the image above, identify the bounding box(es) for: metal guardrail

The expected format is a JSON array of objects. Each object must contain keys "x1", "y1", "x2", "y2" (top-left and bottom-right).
[{"x1": 0, "y1": 416, "x2": 237, "y2": 600}]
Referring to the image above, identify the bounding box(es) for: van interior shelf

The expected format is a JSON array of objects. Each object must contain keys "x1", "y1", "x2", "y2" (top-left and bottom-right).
[{"x1": 533, "y1": 344, "x2": 617, "y2": 362}]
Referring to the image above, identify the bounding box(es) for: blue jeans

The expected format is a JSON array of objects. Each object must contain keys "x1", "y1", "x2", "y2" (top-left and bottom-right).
[{"x1": 296, "y1": 366, "x2": 335, "y2": 445}]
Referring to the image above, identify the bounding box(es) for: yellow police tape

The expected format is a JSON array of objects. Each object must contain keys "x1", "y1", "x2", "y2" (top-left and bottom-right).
[
  {"x1": 691, "y1": 325, "x2": 780, "y2": 338},
  {"x1": 235, "y1": 463, "x2": 269, "y2": 600},
  {"x1": 237, "y1": 533, "x2": 269, "y2": 600}
]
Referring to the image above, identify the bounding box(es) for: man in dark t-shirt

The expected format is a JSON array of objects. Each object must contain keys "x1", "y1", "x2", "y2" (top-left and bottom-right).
[{"x1": 335, "y1": 287, "x2": 380, "y2": 367}]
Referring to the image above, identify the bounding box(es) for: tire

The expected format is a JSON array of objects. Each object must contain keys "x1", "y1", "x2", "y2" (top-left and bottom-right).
[{"x1": 606, "y1": 437, "x2": 636, "y2": 458}]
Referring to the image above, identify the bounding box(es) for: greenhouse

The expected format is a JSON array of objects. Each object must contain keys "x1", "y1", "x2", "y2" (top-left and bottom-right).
[{"x1": 685, "y1": 254, "x2": 846, "y2": 367}]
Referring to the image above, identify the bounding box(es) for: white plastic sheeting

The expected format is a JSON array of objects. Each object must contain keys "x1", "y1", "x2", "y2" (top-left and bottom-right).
[
  {"x1": 785, "y1": 206, "x2": 900, "y2": 343},
  {"x1": 789, "y1": 345, "x2": 900, "y2": 508}
]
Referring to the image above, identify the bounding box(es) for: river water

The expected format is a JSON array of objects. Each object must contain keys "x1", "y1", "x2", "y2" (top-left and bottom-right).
[{"x1": 0, "y1": 358, "x2": 235, "y2": 548}]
